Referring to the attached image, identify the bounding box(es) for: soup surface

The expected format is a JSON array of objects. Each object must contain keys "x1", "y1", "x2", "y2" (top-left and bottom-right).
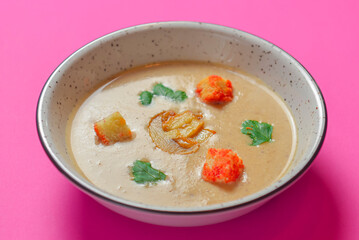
[{"x1": 68, "y1": 61, "x2": 296, "y2": 207}]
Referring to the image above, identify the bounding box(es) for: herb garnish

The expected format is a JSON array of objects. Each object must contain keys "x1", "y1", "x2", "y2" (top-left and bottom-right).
[
  {"x1": 139, "y1": 83, "x2": 187, "y2": 105},
  {"x1": 241, "y1": 120, "x2": 273, "y2": 146},
  {"x1": 153, "y1": 83, "x2": 175, "y2": 97},
  {"x1": 139, "y1": 91, "x2": 153, "y2": 105},
  {"x1": 131, "y1": 160, "x2": 166, "y2": 184},
  {"x1": 172, "y1": 90, "x2": 188, "y2": 102}
]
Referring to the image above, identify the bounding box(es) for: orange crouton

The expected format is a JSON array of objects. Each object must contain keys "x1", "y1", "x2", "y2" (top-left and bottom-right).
[
  {"x1": 94, "y1": 112, "x2": 132, "y2": 145},
  {"x1": 202, "y1": 148, "x2": 244, "y2": 183},
  {"x1": 196, "y1": 75, "x2": 233, "y2": 104}
]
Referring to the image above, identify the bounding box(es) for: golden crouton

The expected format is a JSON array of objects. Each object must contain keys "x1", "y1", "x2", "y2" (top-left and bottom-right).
[
  {"x1": 94, "y1": 112, "x2": 132, "y2": 145},
  {"x1": 202, "y1": 148, "x2": 244, "y2": 183},
  {"x1": 196, "y1": 75, "x2": 233, "y2": 104}
]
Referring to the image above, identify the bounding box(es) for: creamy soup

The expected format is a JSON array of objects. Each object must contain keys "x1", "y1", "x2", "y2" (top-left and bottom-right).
[{"x1": 67, "y1": 61, "x2": 297, "y2": 207}]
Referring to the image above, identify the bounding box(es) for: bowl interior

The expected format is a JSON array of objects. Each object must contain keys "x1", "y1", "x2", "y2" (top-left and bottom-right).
[{"x1": 37, "y1": 22, "x2": 326, "y2": 212}]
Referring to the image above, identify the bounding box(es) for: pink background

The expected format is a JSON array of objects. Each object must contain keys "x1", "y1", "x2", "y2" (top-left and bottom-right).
[{"x1": 1, "y1": 0, "x2": 358, "y2": 239}]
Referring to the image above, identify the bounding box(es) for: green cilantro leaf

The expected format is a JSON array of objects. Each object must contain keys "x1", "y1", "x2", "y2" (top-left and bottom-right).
[
  {"x1": 132, "y1": 160, "x2": 166, "y2": 184},
  {"x1": 153, "y1": 83, "x2": 187, "y2": 102},
  {"x1": 153, "y1": 83, "x2": 175, "y2": 97},
  {"x1": 241, "y1": 120, "x2": 273, "y2": 146},
  {"x1": 139, "y1": 91, "x2": 153, "y2": 105},
  {"x1": 140, "y1": 83, "x2": 188, "y2": 105},
  {"x1": 173, "y1": 90, "x2": 188, "y2": 102}
]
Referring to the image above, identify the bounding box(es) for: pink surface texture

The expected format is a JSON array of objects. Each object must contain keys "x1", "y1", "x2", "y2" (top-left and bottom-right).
[{"x1": 1, "y1": 0, "x2": 358, "y2": 239}]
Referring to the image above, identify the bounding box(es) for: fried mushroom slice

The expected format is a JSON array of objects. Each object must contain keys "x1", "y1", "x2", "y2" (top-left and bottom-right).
[
  {"x1": 148, "y1": 111, "x2": 200, "y2": 154},
  {"x1": 148, "y1": 110, "x2": 215, "y2": 154}
]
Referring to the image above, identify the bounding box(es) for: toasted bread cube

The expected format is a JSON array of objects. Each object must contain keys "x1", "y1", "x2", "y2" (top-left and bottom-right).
[
  {"x1": 94, "y1": 112, "x2": 132, "y2": 145},
  {"x1": 202, "y1": 148, "x2": 244, "y2": 183},
  {"x1": 196, "y1": 75, "x2": 233, "y2": 104}
]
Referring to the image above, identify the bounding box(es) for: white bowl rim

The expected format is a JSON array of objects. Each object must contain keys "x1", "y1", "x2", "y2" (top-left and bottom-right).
[{"x1": 36, "y1": 21, "x2": 327, "y2": 215}]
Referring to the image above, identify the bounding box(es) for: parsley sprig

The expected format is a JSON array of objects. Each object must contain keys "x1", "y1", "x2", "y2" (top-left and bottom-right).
[
  {"x1": 241, "y1": 120, "x2": 273, "y2": 146},
  {"x1": 139, "y1": 83, "x2": 187, "y2": 105},
  {"x1": 131, "y1": 160, "x2": 166, "y2": 184},
  {"x1": 139, "y1": 91, "x2": 153, "y2": 105}
]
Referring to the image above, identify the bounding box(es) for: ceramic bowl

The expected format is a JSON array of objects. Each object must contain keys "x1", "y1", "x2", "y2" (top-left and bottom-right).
[{"x1": 37, "y1": 22, "x2": 327, "y2": 227}]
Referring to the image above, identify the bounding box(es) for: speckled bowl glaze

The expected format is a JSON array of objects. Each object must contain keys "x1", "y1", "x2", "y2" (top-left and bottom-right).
[{"x1": 37, "y1": 22, "x2": 327, "y2": 227}]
